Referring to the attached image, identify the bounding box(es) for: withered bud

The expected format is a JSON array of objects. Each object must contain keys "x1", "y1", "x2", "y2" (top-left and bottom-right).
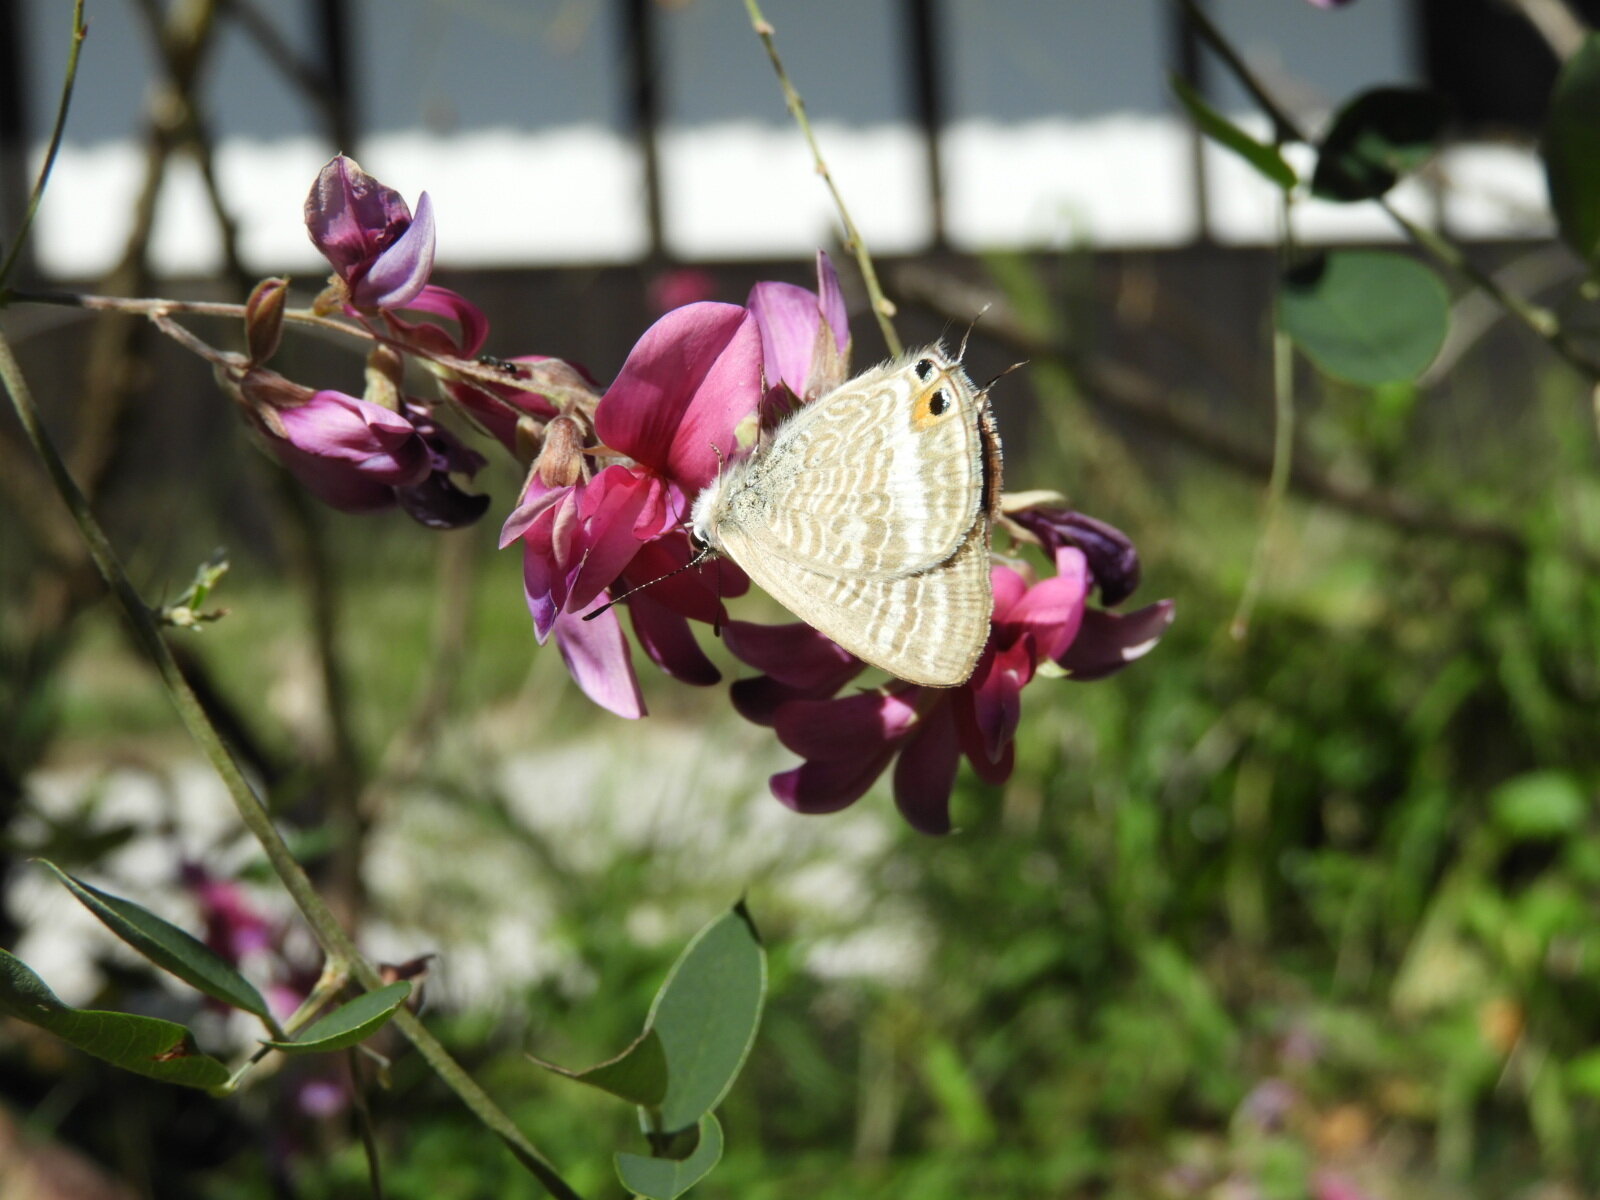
[
  {"x1": 234, "y1": 366, "x2": 316, "y2": 437},
  {"x1": 534, "y1": 415, "x2": 587, "y2": 488},
  {"x1": 364, "y1": 343, "x2": 405, "y2": 411},
  {"x1": 244, "y1": 277, "x2": 288, "y2": 365}
]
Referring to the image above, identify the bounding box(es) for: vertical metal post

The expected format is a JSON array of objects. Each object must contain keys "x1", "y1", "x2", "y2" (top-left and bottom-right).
[
  {"x1": 623, "y1": 0, "x2": 665, "y2": 261},
  {"x1": 314, "y1": 0, "x2": 358, "y2": 152},
  {"x1": 906, "y1": 0, "x2": 948, "y2": 251},
  {"x1": 1173, "y1": 0, "x2": 1212, "y2": 244}
]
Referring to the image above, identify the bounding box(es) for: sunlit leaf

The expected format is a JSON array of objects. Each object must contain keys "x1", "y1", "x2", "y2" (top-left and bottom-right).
[
  {"x1": 1545, "y1": 33, "x2": 1600, "y2": 263},
  {"x1": 40, "y1": 860, "x2": 272, "y2": 1021},
  {"x1": 1313, "y1": 87, "x2": 1450, "y2": 201},
  {"x1": 1491, "y1": 771, "x2": 1586, "y2": 839},
  {"x1": 1279, "y1": 251, "x2": 1448, "y2": 384},
  {"x1": 615, "y1": 1115, "x2": 723, "y2": 1200},
  {"x1": 648, "y1": 903, "x2": 766, "y2": 1133},
  {"x1": 1171, "y1": 74, "x2": 1296, "y2": 190},
  {"x1": 262, "y1": 982, "x2": 410, "y2": 1054},
  {"x1": 0, "y1": 947, "x2": 229, "y2": 1091}
]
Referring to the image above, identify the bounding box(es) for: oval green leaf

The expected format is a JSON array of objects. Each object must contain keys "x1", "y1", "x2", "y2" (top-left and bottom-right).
[
  {"x1": 648, "y1": 904, "x2": 766, "y2": 1133},
  {"x1": 1545, "y1": 33, "x2": 1600, "y2": 263},
  {"x1": 40, "y1": 860, "x2": 273, "y2": 1022},
  {"x1": 1490, "y1": 771, "x2": 1587, "y2": 840},
  {"x1": 616, "y1": 1114, "x2": 723, "y2": 1200},
  {"x1": 0, "y1": 947, "x2": 229, "y2": 1091},
  {"x1": 1312, "y1": 86, "x2": 1450, "y2": 202},
  {"x1": 1171, "y1": 73, "x2": 1296, "y2": 190},
  {"x1": 1279, "y1": 251, "x2": 1448, "y2": 384},
  {"x1": 262, "y1": 982, "x2": 410, "y2": 1055}
]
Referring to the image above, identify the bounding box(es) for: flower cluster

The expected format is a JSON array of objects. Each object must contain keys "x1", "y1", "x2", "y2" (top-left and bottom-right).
[{"x1": 222, "y1": 155, "x2": 1171, "y2": 833}]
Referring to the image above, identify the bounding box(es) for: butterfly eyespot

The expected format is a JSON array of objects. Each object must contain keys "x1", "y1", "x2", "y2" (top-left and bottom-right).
[
  {"x1": 914, "y1": 358, "x2": 936, "y2": 381},
  {"x1": 929, "y1": 389, "x2": 949, "y2": 415}
]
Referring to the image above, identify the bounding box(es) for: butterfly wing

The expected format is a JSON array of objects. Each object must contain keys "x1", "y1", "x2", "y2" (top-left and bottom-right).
[
  {"x1": 719, "y1": 519, "x2": 994, "y2": 687},
  {"x1": 727, "y1": 348, "x2": 987, "y2": 580}
]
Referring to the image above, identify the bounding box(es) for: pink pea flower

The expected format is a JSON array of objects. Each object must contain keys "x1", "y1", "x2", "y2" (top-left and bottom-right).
[
  {"x1": 500, "y1": 302, "x2": 764, "y2": 716},
  {"x1": 304, "y1": 154, "x2": 489, "y2": 358},
  {"x1": 266, "y1": 389, "x2": 431, "y2": 512},
  {"x1": 305, "y1": 155, "x2": 435, "y2": 311},
  {"x1": 725, "y1": 512, "x2": 1174, "y2": 834}
]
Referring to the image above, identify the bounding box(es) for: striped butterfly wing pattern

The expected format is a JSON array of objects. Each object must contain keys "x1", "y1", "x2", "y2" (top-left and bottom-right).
[{"x1": 699, "y1": 345, "x2": 1002, "y2": 687}]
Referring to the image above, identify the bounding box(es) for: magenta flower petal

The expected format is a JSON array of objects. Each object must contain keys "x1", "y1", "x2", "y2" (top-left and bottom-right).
[
  {"x1": 628, "y1": 591, "x2": 720, "y2": 685},
  {"x1": 1007, "y1": 547, "x2": 1089, "y2": 661},
  {"x1": 967, "y1": 639, "x2": 1032, "y2": 765},
  {"x1": 773, "y1": 688, "x2": 919, "y2": 760},
  {"x1": 771, "y1": 752, "x2": 897, "y2": 815},
  {"x1": 270, "y1": 442, "x2": 401, "y2": 512},
  {"x1": 353, "y1": 191, "x2": 436, "y2": 309},
  {"x1": 1056, "y1": 600, "x2": 1176, "y2": 681},
  {"x1": 276, "y1": 391, "x2": 429, "y2": 482},
  {"x1": 394, "y1": 284, "x2": 491, "y2": 358},
  {"x1": 722, "y1": 620, "x2": 863, "y2": 691},
  {"x1": 552, "y1": 604, "x2": 644, "y2": 719},
  {"x1": 814, "y1": 250, "x2": 848, "y2": 356},
  {"x1": 748, "y1": 281, "x2": 828, "y2": 399},
  {"x1": 1012, "y1": 507, "x2": 1143, "y2": 605},
  {"x1": 893, "y1": 703, "x2": 961, "y2": 834},
  {"x1": 594, "y1": 302, "x2": 763, "y2": 488},
  {"x1": 566, "y1": 467, "x2": 666, "y2": 613},
  {"x1": 623, "y1": 533, "x2": 745, "y2": 624}
]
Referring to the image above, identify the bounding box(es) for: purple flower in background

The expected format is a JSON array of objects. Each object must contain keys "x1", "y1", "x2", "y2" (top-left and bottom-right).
[{"x1": 1304, "y1": 0, "x2": 1357, "y2": 6}]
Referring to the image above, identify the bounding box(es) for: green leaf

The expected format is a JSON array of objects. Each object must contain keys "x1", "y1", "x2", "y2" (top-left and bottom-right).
[
  {"x1": 39, "y1": 860, "x2": 273, "y2": 1022},
  {"x1": 533, "y1": 1028, "x2": 669, "y2": 1108},
  {"x1": 615, "y1": 1115, "x2": 723, "y2": 1200},
  {"x1": 1312, "y1": 87, "x2": 1450, "y2": 201},
  {"x1": 1279, "y1": 251, "x2": 1448, "y2": 384},
  {"x1": 1567, "y1": 1047, "x2": 1600, "y2": 1098},
  {"x1": 262, "y1": 982, "x2": 410, "y2": 1054},
  {"x1": 1171, "y1": 74, "x2": 1296, "y2": 190},
  {"x1": 1545, "y1": 33, "x2": 1600, "y2": 263},
  {"x1": 0, "y1": 947, "x2": 229, "y2": 1091},
  {"x1": 648, "y1": 904, "x2": 766, "y2": 1133},
  {"x1": 1491, "y1": 771, "x2": 1587, "y2": 839}
]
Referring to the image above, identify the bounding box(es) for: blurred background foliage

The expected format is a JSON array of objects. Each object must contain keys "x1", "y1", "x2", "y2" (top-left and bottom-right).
[{"x1": 4, "y1": 1, "x2": 1600, "y2": 1199}]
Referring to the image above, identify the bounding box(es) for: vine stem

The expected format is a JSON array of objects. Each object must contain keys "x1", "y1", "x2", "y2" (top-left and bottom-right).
[
  {"x1": 1177, "y1": 0, "x2": 1600, "y2": 382},
  {"x1": 0, "y1": 327, "x2": 584, "y2": 1200},
  {"x1": 743, "y1": 0, "x2": 902, "y2": 356}
]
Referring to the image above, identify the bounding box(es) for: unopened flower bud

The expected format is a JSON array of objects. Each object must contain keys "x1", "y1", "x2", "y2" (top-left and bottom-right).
[
  {"x1": 244, "y1": 277, "x2": 288, "y2": 364},
  {"x1": 235, "y1": 366, "x2": 317, "y2": 437},
  {"x1": 535, "y1": 415, "x2": 586, "y2": 488}
]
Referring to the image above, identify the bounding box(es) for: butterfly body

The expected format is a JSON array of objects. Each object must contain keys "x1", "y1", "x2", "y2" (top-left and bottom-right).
[{"x1": 691, "y1": 344, "x2": 1002, "y2": 687}]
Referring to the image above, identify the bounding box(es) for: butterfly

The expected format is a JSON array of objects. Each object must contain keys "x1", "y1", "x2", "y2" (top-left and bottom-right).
[{"x1": 690, "y1": 343, "x2": 1003, "y2": 687}]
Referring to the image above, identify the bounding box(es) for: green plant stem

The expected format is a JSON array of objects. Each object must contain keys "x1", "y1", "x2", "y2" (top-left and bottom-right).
[
  {"x1": 0, "y1": 326, "x2": 583, "y2": 1200},
  {"x1": 1177, "y1": 0, "x2": 1600, "y2": 381},
  {"x1": 743, "y1": 0, "x2": 902, "y2": 356},
  {"x1": 1231, "y1": 325, "x2": 1294, "y2": 640},
  {"x1": 0, "y1": 1, "x2": 86, "y2": 292}
]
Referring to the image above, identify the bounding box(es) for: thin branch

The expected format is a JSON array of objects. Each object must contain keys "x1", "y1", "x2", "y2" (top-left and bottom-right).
[
  {"x1": 743, "y1": 0, "x2": 902, "y2": 355},
  {"x1": 0, "y1": 0, "x2": 85, "y2": 292}
]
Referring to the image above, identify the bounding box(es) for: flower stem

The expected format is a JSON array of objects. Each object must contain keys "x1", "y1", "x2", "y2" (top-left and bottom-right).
[
  {"x1": 743, "y1": 0, "x2": 902, "y2": 356},
  {"x1": 0, "y1": 325, "x2": 584, "y2": 1200}
]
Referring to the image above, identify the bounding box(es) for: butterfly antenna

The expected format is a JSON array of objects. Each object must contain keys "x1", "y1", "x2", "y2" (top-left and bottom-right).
[
  {"x1": 957, "y1": 304, "x2": 993, "y2": 364},
  {"x1": 982, "y1": 359, "x2": 1027, "y2": 394},
  {"x1": 582, "y1": 544, "x2": 715, "y2": 621}
]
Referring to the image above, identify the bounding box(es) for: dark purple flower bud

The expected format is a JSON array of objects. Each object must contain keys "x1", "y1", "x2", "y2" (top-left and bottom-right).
[
  {"x1": 1011, "y1": 507, "x2": 1142, "y2": 605},
  {"x1": 304, "y1": 155, "x2": 435, "y2": 310}
]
